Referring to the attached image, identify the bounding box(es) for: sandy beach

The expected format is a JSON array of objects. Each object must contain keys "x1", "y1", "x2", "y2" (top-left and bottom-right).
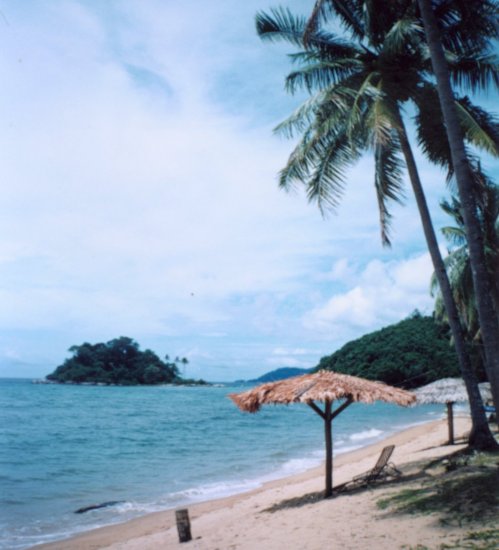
[{"x1": 33, "y1": 415, "x2": 498, "y2": 550}]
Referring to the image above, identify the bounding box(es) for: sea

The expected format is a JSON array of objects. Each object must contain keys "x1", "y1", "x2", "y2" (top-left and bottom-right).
[{"x1": 0, "y1": 378, "x2": 452, "y2": 549}]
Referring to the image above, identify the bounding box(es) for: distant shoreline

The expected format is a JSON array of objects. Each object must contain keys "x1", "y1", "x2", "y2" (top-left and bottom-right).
[{"x1": 31, "y1": 378, "x2": 214, "y2": 387}]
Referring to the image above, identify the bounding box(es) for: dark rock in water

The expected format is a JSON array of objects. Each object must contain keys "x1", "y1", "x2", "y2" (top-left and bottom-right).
[{"x1": 74, "y1": 500, "x2": 124, "y2": 514}]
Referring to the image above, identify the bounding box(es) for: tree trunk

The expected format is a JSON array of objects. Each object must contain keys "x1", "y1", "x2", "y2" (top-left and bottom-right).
[
  {"x1": 395, "y1": 113, "x2": 497, "y2": 450},
  {"x1": 324, "y1": 399, "x2": 333, "y2": 497},
  {"x1": 417, "y1": 0, "x2": 499, "y2": 422},
  {"x1": 446, "y1": 402, "x2": 455, "y2": 445},
  {"x1": 483, "y1": 191, "x2": 499, "y2": 321}
]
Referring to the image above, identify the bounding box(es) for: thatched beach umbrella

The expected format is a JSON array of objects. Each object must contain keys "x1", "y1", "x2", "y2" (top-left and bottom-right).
[
  {"x1": 229, "y1": 370, "x2": 415, "y2": 498},
  {"x1": 413, "y1": 378, "x2": 492, "y2": 444}
]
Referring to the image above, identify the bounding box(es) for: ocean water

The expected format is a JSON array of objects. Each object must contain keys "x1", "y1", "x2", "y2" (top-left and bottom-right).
[{"x1": 0, "y1": 378, "x2": 447, "y2": 549}]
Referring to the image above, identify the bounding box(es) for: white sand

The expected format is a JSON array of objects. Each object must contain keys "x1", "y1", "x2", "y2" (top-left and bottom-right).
[{"x1": 36, "y1": 417, "x2": 479, "y2": 550}]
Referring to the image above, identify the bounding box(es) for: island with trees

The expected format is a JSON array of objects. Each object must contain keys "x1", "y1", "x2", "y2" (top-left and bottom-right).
[{"x1": 45, "y1": 337, "x2": 207, "y2": 386}]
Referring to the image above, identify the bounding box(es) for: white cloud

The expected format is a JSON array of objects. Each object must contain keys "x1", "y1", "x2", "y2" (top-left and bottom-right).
[
  {"x1": 304, "y1": 253, "x2": 434, "y2": 336},
  {"x1": 327, "y1": 259, "x2": 356, "y2": 283},
  {"x1": 309, "y1": 287, "x2": 376, "y2": 330}
]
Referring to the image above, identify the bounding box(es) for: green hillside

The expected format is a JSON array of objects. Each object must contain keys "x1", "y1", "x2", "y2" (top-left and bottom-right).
[{"x1": 316, "y1": 313, "x2": 460, "y2": 389}]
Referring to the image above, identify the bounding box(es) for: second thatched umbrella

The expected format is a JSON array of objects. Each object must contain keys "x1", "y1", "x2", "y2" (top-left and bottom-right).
[
  {"x1": 413, "y1": 377, "x2": 492, "y2": 445},
  {"x1": 229, "y1": 370, "x2": 415, "y2": 498}
]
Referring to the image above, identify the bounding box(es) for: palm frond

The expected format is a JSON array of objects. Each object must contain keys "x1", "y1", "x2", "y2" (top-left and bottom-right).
[
  {"x1": 440, "y1": 196, "x2": 462, "y2": 220},
  {"x1": 414, "y1": 85, "x2": 499, "y2": 181},
  {"x1": 413, "y1": 84, "x2": 452, "y2": 169},
  {"x1": 305, "y1": 0, "x2": 365, "y2": 44},
  {"x1": 373, "y1": 134, "x2": 405, "y2": 246},
  {"x1": 330, "y1": 0, "x2": 418, "y2": 47},
  {"x1": 365, "y1": 85, "x2": 396, "y2": 146},
  {"x1": 304, "y1": 0, "x2": 330, "y2": 44},
  {"x1": 279, "y1": 119, "x2": 362, "y2": 217},
  {"x1": 441, "y1": 226, "x2": 467, "y2": 248},
  {"x1": 282, "y1": 35, "x2": 366, "y2": 95},
  {"x1": 305, "y1": 133, "x2": 359, "y2": 215},
  {"x1": 434, "y1": 0, "x2": 498, "y2": 54},
  {"x1": 455, "y1": 97, "x2": 499, "y2": 157},
  {"x1": 298, "y1": 26, "x2": 364, "y2": 59},
  {"x1": 285, "y1": 60, "x2": 362, "y2": 94},
  {"x1": 255, "y1": 8, "x2": 306, "y2": 47},
  {"x1": 278, "y1": 133, "x2": 316, "y2": 192},
  {"x1": 439, "y1": 196, "x2": 468, "y2": 249},
  {"x1": 381, "y1": 16, "x2": 423, "y2": 54},
  {"x1": 343, "y1": 72, "x2": 384, "y2": 141},
  {"x1": 448, "y1": 52, "x2": 499, "y2": 93},
  {"x1": 273, "y1": 94, "x2": 326, "y2": 139}
]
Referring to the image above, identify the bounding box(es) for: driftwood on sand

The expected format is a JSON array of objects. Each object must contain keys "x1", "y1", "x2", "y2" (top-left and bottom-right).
[{"x1": 74, "y1": 501, "x2": 124, "y2": 514}]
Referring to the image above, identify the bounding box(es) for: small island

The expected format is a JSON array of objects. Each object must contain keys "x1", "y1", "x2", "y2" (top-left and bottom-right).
[{"x1": 46, "y1": 337, "x2": 208, "y2": 386}]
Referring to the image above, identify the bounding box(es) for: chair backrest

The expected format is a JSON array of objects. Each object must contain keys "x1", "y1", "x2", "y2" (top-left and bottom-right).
[{"x1": 371, "y1": 445, "x2": 395, "y2": 475}]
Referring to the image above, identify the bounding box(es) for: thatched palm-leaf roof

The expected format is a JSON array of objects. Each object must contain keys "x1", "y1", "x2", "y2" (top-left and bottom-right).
[
  {"x1": 413, "y1": 377, "x2": 492, "y2": 446},
  {"x1": 229, "y1": 370, "x2": 415, "y2": 498},
  {"x1": 229, "y1": 370, "x2": 415, "y2": 412},
  {"x1": 414, "y1": 377, "x2": 491, "y2": 404},
  {"x1": 229, "y1": 370, "x2": 416, "y2": 498}
]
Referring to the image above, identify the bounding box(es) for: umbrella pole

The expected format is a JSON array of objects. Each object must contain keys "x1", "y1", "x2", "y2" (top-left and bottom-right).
[
  {"x1": 446, "y1": 401, "x2": 455, "y2": 444},
  {"x1": 324, "y1": 399, "x2": 333, "y2": 498},
  {"x1": 308, "y1": 398, "x2": 353, "y2": 498}
]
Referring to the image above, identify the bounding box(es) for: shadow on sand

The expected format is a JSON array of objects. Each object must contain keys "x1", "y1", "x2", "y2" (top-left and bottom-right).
[{"x1": 262, "y1": 471, "x2": 429, "y2": 513}]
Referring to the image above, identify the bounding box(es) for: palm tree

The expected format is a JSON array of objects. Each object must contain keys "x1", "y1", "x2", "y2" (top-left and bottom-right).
[
  {"x1": 433, "y1": 172, "x2": 499, "y2": 361},
  {"x1": 416, "y1": 0, "x2": 499, "y2": 416},
  {"x1": 256, "y1": 7, "x2": 498, "y2": 448},
  {"x1": 304, "y1": 0, "x2": 499, "y2": 423}
]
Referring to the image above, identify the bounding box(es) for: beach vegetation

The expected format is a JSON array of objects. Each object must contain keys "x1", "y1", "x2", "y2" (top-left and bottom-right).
[
  {"x1": 376, "y1": 451, "x2": 499, "y2": 527},
  {"x1": 46, "y1": 337, "x2": 207, "y2": 385},
  {"x1": 316, "y1": 314, "x2": 460, "y2": 389},
  {"x1": 402, "y1": 536, "x2": 499, "y2": 550},
  {"x1": 450, "y1": 529, "x2": 499, "y2": 550}
]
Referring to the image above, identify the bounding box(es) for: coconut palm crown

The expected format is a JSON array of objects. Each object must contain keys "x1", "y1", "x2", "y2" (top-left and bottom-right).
[{"x1": 255, "y1": 7, "x2": 498, "y2": 245}]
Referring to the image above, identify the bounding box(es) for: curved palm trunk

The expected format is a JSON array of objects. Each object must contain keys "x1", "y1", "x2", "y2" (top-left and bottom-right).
[
  {"x1": 483, "y1": 198, "x2": 499, "y2": 320},
  {"x1": 489, "y1": 249, "x2": 499, "y2": 322},
  {"x1": 395, "y1": 112, "x2": 497, "y2": 450},
  {"x1": 417, "y1": 0, "x2": 499, "y2": 421}
]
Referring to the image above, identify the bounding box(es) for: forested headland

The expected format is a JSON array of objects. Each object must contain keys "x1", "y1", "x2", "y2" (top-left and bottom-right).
[
  {"x1": 46, "y1": 337, "x2": 207, "y2": 386},
  {"x1": 316, "y1": 313, "x2": 462, "y2": 389}
]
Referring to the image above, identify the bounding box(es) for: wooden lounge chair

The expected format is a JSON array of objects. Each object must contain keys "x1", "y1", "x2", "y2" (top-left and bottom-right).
[{"x1": 335, "y1": 445, "x2": 402, "y2": 493}]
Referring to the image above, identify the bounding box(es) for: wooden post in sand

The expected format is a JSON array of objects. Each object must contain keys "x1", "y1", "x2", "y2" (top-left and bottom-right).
[
  {"x1": 175, "y1": 509, "x2": 192, "y2": 543},
  {"x1": 324, "y1": 399, "x2": 333, "y2": 498},
  {"x1": 446, "y1": 402, "x2": 454, "y2": 444}
]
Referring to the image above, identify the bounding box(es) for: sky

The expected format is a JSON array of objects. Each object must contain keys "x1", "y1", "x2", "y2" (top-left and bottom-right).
[{"x1": 1, "y1": 0, "x2": 497, "y2": 381}]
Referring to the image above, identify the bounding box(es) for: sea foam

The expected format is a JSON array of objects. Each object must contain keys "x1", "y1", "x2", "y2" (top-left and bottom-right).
[{"x1": 349, "y1": 428, "x2": 384, "y2": 441}]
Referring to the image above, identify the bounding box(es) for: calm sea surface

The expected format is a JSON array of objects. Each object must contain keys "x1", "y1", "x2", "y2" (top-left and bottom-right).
[{"x1": 0, "y1": 378, "x2": 447, "y2": 549}]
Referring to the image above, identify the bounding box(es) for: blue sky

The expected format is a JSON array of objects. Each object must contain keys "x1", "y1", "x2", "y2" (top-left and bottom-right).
[{"x1": 1, "y1": 0, "x2": 497, "y2": 381}]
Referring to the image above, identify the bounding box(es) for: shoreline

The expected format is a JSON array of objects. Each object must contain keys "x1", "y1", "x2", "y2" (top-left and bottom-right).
[{"x1": 34, "y1": 416, "x2": 475, "y2": 550}]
